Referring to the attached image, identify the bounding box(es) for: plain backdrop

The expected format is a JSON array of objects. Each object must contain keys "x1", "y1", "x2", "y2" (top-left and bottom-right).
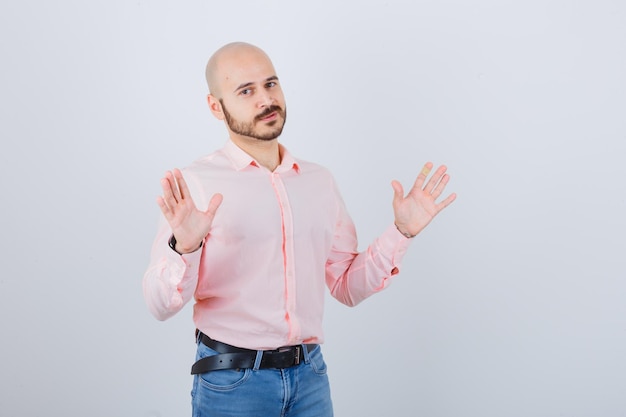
[{"x1": 1, "y1": 1, "x2": 625, "y2": 416}]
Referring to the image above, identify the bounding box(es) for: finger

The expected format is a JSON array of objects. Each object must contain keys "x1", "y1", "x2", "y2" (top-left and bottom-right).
[
  {"x1": 411, "y1": 162, "x2": 433, "y2": 192},
  {"x1": 423, "y1": 165, "x2": 447, "y2": 194},
  {"x1": 160, "y1": 174, "x2": 180, "y2": 207},
  {"x1": 391, "y1": 180, "x2": 405, "y2": 206},
  {"x1": 156, "y1": 196, "x2": 174, "y2": 220},
  {"x1": 205, "y1": 193, "x2": 223, "y2": 218},
  {"x1": 431, "y1": 173, "x2": 450, "y2": 199},
  {"x1": 172, "y1": 168, "x2": 189, "y2": 201},
  {"x1": 435, "y1": 192, "x2": 457, "y2": 213}
]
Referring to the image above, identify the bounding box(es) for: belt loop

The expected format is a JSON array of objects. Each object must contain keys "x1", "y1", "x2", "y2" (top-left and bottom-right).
[
  {"x1": 302, "y1": 344, "x2": 311, "y2": 364},
  {"x1": 252, "y1": 350, "x2": 263, "y2": 370}
]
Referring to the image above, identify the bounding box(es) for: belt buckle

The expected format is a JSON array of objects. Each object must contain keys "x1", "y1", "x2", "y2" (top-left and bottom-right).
[
  {"x1": 277, "y1": 345, "x2": 301, "y2": 366},
  {"x1": 294, "y1": 346, "x2": 301, "y2": 365}
]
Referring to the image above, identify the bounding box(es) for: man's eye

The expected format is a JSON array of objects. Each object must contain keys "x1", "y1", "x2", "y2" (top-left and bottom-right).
[
  {"x1": 266, "y1": 82, "x2": 276, "y2": 88},
  {"x1": 241, "y1": 88, "x2": 252, "y2": 95}
]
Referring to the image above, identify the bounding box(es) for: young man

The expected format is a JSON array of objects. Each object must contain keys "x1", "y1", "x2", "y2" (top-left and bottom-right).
[{"x1": 143, "y1": 42, "x2": 456, "y2": 416}]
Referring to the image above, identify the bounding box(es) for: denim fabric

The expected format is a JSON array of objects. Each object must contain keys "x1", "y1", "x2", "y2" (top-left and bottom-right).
[{"x1": 191, "y1": 342, "x2": 333, "y2": 417}]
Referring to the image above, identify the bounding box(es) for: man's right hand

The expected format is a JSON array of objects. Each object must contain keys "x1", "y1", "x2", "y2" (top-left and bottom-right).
[{"x1": 156, "y1": 168, "x2": 223, "y2": 254}]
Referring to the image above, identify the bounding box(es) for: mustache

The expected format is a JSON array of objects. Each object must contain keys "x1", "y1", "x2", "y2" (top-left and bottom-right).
[{"x1": 255, "y1": 105, "x2": 284, "y2": 121}]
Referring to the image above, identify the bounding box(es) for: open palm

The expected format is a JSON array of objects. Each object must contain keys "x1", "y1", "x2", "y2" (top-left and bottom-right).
[
  {"x1": 157, "y1": 168, "x2": 223, "y2": 253},
  {"x1": 392, "y1": 162, "x2": 456, "y2": 238}
]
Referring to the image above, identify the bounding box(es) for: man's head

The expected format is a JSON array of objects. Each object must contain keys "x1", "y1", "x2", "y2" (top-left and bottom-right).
[{"x1": 205, "y1": 42, "x2": 286, "y2": 142}]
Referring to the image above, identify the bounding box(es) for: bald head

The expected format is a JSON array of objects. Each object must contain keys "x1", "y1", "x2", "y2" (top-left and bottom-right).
[{"x1": 205, "y1": 42, "x2": 275, "y2": 98}]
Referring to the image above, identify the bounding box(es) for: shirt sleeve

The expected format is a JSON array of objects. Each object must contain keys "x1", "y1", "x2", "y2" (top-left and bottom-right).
[
  {"x1": 142, "y1": 215, "x2": 203, "y2": 320},
  {"x1": 325, "y1": 181, "x2": 412, "y2": 307}
]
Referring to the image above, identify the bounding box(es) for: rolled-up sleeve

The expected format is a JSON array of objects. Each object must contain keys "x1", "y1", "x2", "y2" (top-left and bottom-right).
[
  {"x1": 142, "y1": 216, "x2": 203, "y2": 321},
  {"x1": 325, "y1": 183, "x2": 411, "y2": 307}
]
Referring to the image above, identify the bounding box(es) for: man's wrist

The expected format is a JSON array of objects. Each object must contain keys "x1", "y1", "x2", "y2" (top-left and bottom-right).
[
  {"x1": 168, "y1": 235, "x2": 203, "y2": 254},
  {"x1": 395, "y1": 223, "x2": 417, "y2": 239}
]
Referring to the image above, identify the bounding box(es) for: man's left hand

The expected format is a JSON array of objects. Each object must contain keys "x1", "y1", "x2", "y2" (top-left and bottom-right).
[{"x1": 391, "y1": 162, "x2": 456, "y2": 238}]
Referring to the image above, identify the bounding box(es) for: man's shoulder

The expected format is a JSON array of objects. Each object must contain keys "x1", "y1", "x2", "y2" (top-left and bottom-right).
[
  {"x1": 292, "y1": 155, "x2": 331, "y2": 175},
  {"x1": 184, "y1": 148, "x2": 230, "y2": 172}
]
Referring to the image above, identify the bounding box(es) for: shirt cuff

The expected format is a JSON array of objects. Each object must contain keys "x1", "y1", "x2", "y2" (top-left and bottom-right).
[
  {"x1": 165, "y1": 240, "x2": 203, "y2": 272},
  {"x1": 378, "y1": 223, "x2": 412, "y2": 258}
]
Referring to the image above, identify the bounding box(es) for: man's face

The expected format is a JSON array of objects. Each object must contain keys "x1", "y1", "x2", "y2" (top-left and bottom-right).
[
  {"x1": 214, "y1": 50, "x2": 287, "y2": 142},
  {"x1": 220, "y1": 95, "x2": 286, "y2": 141}
]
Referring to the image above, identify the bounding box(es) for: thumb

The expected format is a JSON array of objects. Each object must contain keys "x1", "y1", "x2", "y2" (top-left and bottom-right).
[
  {"x1": 205, "y1": 193, "x2": 223, "y2": 218},
  {"x1": 391, "y1": 180, "x2": 404, "y2": 206}
]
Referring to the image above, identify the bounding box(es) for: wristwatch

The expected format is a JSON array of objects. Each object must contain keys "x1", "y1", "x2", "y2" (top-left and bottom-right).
[
  {"x1": 168, "y1": 235, "x2": 203, "y2": 254},
  {"x1": 168, "y1": 235, "x2": 181, "y2": 254}
]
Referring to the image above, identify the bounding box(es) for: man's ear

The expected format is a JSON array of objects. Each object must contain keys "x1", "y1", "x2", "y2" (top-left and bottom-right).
[{"x1": 207, "y1": 94, "x2": 225, "y2": 120}]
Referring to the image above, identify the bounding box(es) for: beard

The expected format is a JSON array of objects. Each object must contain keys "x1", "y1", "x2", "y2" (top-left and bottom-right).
[{"x1": 220, "y1": 99, "x2": 287, "y2": 141}]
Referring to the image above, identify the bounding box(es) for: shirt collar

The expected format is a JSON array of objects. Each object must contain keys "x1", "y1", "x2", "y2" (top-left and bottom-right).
[{"x1": 223, "y1": 139, "x2": 300, "y2": 174}]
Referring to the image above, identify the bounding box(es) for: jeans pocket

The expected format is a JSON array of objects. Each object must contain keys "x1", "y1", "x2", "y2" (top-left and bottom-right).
[
  {"x1": 307, "y1": 345, "x2": 328, "y2": 376},
  {"x1": 199, "y1": 367, "x2": 251, "y2": 390},
  {"x1": 195, "y1": 343, "x2": 251, "y2": 390}
]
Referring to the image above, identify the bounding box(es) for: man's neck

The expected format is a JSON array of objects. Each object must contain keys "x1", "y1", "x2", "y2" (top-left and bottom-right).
[{"x1": 230, "y1": 135, "x2": 281, "y2": 171}]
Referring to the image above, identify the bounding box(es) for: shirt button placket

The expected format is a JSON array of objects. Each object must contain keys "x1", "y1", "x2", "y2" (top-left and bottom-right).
[{"x1": 271, "y1": 172, "x2": 299, "y2": 344}]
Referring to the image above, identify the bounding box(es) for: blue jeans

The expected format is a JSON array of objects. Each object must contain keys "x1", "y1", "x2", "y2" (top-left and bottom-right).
[{"x1": 191, "y1": 341, "x2": 334, "y2": 417}]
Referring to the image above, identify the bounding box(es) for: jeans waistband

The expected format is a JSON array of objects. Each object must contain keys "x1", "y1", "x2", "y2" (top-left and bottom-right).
[{"x1": 191, "y1": 331, "x2": 318, "y2": 374}]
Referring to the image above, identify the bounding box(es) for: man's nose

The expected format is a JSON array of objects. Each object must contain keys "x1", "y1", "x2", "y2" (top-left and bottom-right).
[{"x1": 257, "y1": 90, "x2": 275, "y2": 107}]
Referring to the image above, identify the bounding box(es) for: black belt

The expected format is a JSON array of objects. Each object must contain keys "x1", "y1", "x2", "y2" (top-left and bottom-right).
[{"x1": 191, "y1": 332, "x2": 318, "y2": 374}]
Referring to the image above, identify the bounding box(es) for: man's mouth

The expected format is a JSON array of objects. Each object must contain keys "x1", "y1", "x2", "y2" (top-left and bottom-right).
[
  {"x1": 256, "y1": 106, "x2": 282, "y2": 122},
  {"x1": 260, "y1": 112, "x2": 277, "y2": 121}
]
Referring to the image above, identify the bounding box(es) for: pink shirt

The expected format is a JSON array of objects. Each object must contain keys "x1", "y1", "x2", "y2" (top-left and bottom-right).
[{"x1": 143, "y1": 140, "x2": 411, "y2": 350}]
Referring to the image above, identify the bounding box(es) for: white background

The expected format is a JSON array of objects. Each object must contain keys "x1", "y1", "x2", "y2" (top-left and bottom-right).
[{"x1": 1, "y1": 1, "x2": 625, "y2": 416}]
